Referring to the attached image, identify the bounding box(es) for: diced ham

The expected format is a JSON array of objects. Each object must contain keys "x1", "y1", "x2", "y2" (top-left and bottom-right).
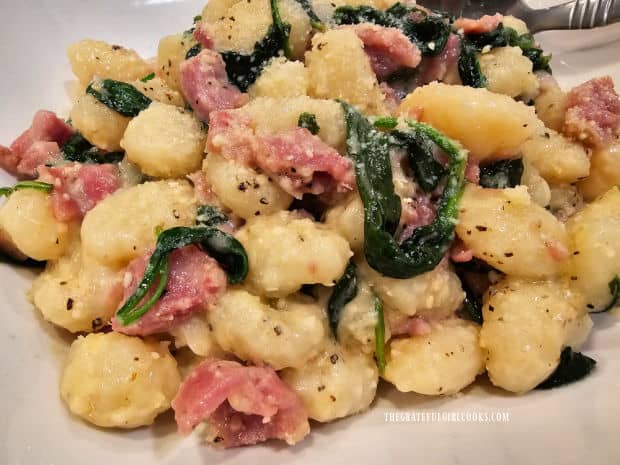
[
  {"x1": 172, "y1": 359, "x2": 310, "y2": 447},
  {"x1": 180, "y1": 49, "x2": 249, "y2": 122},
  {"x1": 187, "y1": 170, "x2": 220, "y2": 206},
  {"x1": 193, "y1": 23, "x2": 214, "y2": 49},
  {"x1": 260, "y1": 128, "x2": 355, "y2": 198},
  {"x1": 390, "y1": 316, "x2": 432, "y2": 337},
  {"x1": 416, "y1": 33, "x2": 461, "y2": 85},
  {"x1": 398, "y1": 193, "x2": 436, "y2": 242},
  {"x1": 208, "y1": 110, "x2": 355, "y2": 198},
  {"x1": 38, "y1": 163, "x2": 121, "y2": 222},
  {"x1": 454, "y1": 13, "x2": 503, "y2": 34},
  {"x1": 207, "y1": 110, "x2": 258, "y2": 166},
  {"x1": 351, "y1": 24, "x2": 422, "y2": 80},
  {"x1": 112, "y1": 245, "x2": 227, "y2": 336},
  {"x1": 464, "y1": 157, "x2": 480, "y2": 184},
  {"x1": 380, "y1": 82, "x2": 400, "y2": 112},
  {"x1": 450, "y1": 238, "x2": 474, "y2": 263},
  {"x1": 563, "y1": 76, "x2": 620, "y2": 148},
  {"x1": 0, "y1": 111, "x2": 74, "y2": 179}
]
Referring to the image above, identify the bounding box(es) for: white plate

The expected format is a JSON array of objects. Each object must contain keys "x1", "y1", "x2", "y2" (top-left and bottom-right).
[{"x1": 1, "y1": 1, "x2": 619, "y2": 464}]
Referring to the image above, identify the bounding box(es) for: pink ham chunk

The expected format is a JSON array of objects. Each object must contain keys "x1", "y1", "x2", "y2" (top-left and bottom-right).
[
  {"x1": 352, "y1": 24, "x2": 422, "y2": 80},
  {"x1": 454, "y1": 13, "x2": 503, "y2": 34},
  {"x1": 208, "y1": 110, "x2": 355, "y2": 198},
  {"x1": 260, "y1": 128, "x2": 355, "y2": 198},
  {"x1": 112, "y1": 245, "x2": 227, "y2": 336},
  {"x1": 180, "y1": 49, "x2": 249, "y2": 122},
  {"x1": 416, "y1": 33, "x2": 461, "y2": 85},
  {"x1": 0, "y1": 110, "x2": 74, "y2": 179},
  {"x1": 563, "y1": 76, "x2": 620, "y2": 148},
  {"x1": 172, "y1": 359, "x2": 310, "y2": 447},
  {"x1": 193, "y1": 22, "x2": 214, "y2": 49},
  {"x1": 38, "y1": 163, "x2": 120, "y2": 222},
  {"x1": 450, "y1": 238, "x2": 474, "y2": 263},
  {"x1": 390, "y1": 316, "x2": 432, "y2": 338},
  {"x1": 398, "y1": 193, "x2": 436, "y2": 243}
]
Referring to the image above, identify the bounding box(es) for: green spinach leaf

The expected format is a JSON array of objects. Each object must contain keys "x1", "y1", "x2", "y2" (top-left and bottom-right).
[
  {"x1": 86, "y1": 79, "x2": 152, "y2": 117},
  {"x1": 196, "y1": 205, "x2": 229, "y2": 228},
  {"x1": 140, "y1": 72, "x2": 156, "y2": 83},
  {"x1": 458, "y1": 42, "x2": 487, "y2": 88},
  {"x1": 327, "y1": 261, "x2": 358, "y2": 336},
  {"x1": 115, "y1": 226, "x2": 249, "y2": 326},
  {"x1": 342, "y1": 103, "x2": 468, "y2": 279},
  {"x1": 392, "y1": 129, "x2": 448, "y2": 192},
  {"x1": 293, "y1": 0, "x2": 325, "y2": 30},
  {"x1": 479, "y1": 158, "x2": 524, "y2": 189},
  {"x1": 0, "y1": 181, "x2": 53, "y2": 197},
  {"x1": 221, "y1": 0, "x2": 291, "y2": 92},
  {"x1": 536, "y1": 347, "x2": 596, "y2": 390},
  {"x1": 591, "y1": 275, "x2": 620, "y2": 313},
  {"x1": 464, "y1": 23, "x2": 551, "y2": 73},
  {"x1": 333, "y1": 3, "x2": 451, "y2": 56},
  {"x1": 61, "y1": 133, "x2": 124, "y2": 164},
  {"x1": 185, "y1": 43, "x2": 202, "y2": 59},
  {"x1": 297, "y1": 112, "x2": 320, "y2": 135}
]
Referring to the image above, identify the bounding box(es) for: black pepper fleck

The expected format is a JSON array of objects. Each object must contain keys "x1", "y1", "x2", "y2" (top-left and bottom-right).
[
  {"x1": 330, "y1": 354, "x2": 339, "y2": 364},
  {"x1": 66, "y1": 298, "x2": 74, "y2": 310}
]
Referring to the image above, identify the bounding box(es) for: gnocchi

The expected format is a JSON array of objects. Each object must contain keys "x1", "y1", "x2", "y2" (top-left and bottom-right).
[
  {"x1": 209, "y1": 289, "x2": 327, "y2": 369},
  {"x1": 60, "y1": 333, "x2": 180, "y2": 428},
  {"x1": 121, "y1": 103, "x2": 207, "y2": 178},
  {"x1": 456, "y1": 184, "x2": 569, "y2": 277},
  {"x1": 383, "y1": 319, "x2": 485, "y2": 395},
  {"x1": 480, "y1": 277, "x2": 592, "y2": 393},
  {"x1": 236, "y1": 211, "x2": 352, "y2": 296}
]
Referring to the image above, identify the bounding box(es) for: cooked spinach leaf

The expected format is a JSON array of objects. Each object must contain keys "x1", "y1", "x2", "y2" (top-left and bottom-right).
[
  {"x1": 293, "y1": 0, "x2": 325, "y2": 30},
  {"x1": 342, "y1": 103, "x2": 468, "y2": 279},
  {"x1": 61, "y1": 132, "x2": 124, "y2": 164},
  {"x1": 0, "y1": 181, "x2": 53, "y2": 197},
  {"x1": 298, "y1": 112, "x2": 320, "y2": 135},
  {"x1": 333, "y1": 3, "x2": 451, "y2": 56},
  {"x1": 115, "y1": 226, "x2": 249, "y2": 326},
  {"x1": 464, "y1": 23, "x2": 551, "y2": 73},
  {"x1": 196, "y1": 205, "x2": 229, "y2": 228},
  {"x1": 591, "y1": 275, "x2": 620, "y2": 313},
  {"x1": 372, "y1": 116, "x2": 399, "y2": 130},
  {"x1": 140, "y1": 72, "x2": 156, "y2": 83},
  {"x1": 458, "y1": 42, "x2": 487, "y2": 88},
  {"x1": 221, "y1": 0, "x2": 291, "y2": 92},
  {"x1": 461, "y1": 281, "x2": 483, "y2": 324},
  {"x1": 479, "y1": 158, "x2": 524, "y2": 189},
  {"x1": 374, "y1": 294, "x2": 386, "y2": 373},
  {"x1": 327, "y1": 261, "x2": 358, "y2": 337},
  {"x1": 392, "y1": 129, "x2": 448, "y2": 192},
  {"x1": 86, "y1": 79, "x2": 152, "y2": 117},
  {"x1": 185, "y1": 43, "x2": 202, "y2": 59},
  {"x1": 536, "y1": 347, "x2": 596, "y2": 390}
]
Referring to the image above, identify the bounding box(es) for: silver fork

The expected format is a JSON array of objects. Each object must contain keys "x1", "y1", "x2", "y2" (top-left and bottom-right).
[{"x1": 422, "y1": 0, "x2": 620, "y2": 33}]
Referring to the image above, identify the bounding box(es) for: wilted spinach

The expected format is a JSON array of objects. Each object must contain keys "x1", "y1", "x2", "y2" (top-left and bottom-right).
[
  {"x1": 86, "y1": 79, "x2": 152, "y2": 117},
  {"x1": 479, "y1": 158, "x2": 524, "y2": 189},
  {"x1": 327, "y1": 261, "x2": 358, "y2": 336},
  {"x1": 61, "y1": 133, "x2": 124, "y2": 164},
  {"x1": 115, "y1": 226, "x2": 249, "y2": 326},
  {"x1": 342, "y1": 103, "x2": 468, "y2": 279},
  {"x1": 536, "y1": 347, "x2": 596, "y2": 390},
  {"x1": 297, "y1": 112, "x2": 320, "y2": 135},
  {"x1": 333, "y1": 3, "x2": 451, "y2": 56},
  {"x1": 221, "y1": 0, "x2": 292, "y2": 92}
]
